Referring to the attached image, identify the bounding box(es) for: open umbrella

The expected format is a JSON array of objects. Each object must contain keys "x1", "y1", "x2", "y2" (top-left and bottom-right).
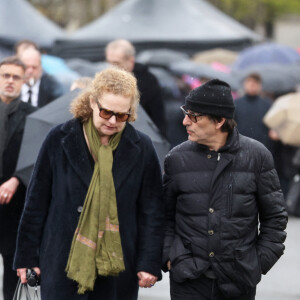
[
  {"x1": 16, "y1": 90, "x2": 170, "y2": 186},
  {"x1": 149, "y1": 67, "x2": 182, "y2": 99},
  {"x1": 66, "y1": 59, "x2": 110, "y2": 77},
  {"x1": 192, "y1": 48, "x2": 238, "y2": 65},
  {"x1": 233, "y1": 42, "x2": 300, "y2": 70},
  {"x1": 263, "y1": 93, "x2": 300, "y2": 146},
  {"x1": 234, "y1": 63, "x2": 300, "y2": 94},
  {"x1": 136, "y1": 49, "x2": 189, "y2": 68},
  {"x1": 169, "y1": 60, "x2": 239, "y2": 90}
]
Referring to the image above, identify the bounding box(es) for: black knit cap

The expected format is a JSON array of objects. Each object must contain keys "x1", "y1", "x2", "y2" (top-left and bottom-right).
[{"x1": 185, "y1": 79, "x2": 235, "y2": 119}]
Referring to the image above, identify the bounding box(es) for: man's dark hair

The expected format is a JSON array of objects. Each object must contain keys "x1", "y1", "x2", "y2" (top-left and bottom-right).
[
  {"x1": 207, "y1": 115, "x2": 237, "y2": 133},
  {"x1": 0, "y1": 56, "x2": 26, "y2": 71},
  {"x1": 245, "y1": 73, "x2": 262, "y2": 83}
]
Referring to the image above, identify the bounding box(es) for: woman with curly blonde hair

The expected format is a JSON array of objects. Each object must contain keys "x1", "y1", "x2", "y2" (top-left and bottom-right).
[
  {"x1": 14, "y1": 68, "x2": 164, "y2": 300},
  {"x1": 70, "y1": 69, "x2": 139, "y2": 124}
]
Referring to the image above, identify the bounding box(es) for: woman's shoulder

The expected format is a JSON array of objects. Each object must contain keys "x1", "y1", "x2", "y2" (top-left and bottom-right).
[
  {"x1": 124, "y1": 123, "x2": 152, "y2": 145},
  {"x1": 43, "y1": 118, "x2": 80, "y2": 146}
]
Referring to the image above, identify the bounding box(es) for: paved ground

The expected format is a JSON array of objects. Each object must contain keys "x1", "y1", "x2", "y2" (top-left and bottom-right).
[{"x1": 1, "y1": 217, "x2": 299, "y2": 300}]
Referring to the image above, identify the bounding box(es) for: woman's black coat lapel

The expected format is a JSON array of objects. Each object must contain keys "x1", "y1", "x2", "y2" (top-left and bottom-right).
[{"x1": 60, "y1": 119, "x2": 142, "y2": 190}]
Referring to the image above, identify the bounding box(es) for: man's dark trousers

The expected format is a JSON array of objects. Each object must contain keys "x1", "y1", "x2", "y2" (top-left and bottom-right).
[{"x1": 170, "y1": 275, "x2": 256, "y2": 300}]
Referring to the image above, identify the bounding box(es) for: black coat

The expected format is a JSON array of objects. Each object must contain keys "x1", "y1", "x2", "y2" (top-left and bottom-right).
[
  {"x1": 37, "y1": 73, "x2": 64, "y2": 107},
  {"x1": 0, "y1": 101, "x2": 36, "y2": 255},
  {"x1": 133, "y1": 63, "x2": 166, "y2": 137},
  {"x1": 163, "y1": 129, "x2": 287, "y2": 298},
  {"x1": 14, "y1": 119, "x2": 164, "y2": 300}
]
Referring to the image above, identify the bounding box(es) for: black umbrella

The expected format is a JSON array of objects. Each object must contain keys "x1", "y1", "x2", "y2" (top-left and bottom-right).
[
  {"x1": 136, "y1": 49, "x2": 189, "y2": 68},
  {"x1": 16, "y1": 90, "x2": 170, "y2": 186},
  {"x1": 66, "y1": 58, "x2": 110, "y2": 77},
  {"x1": 149, "y1": 67, "x2": 182, "y2": 99},
  {"x1": 169, "y1": 60, "x2": 239, "y2": 91}
]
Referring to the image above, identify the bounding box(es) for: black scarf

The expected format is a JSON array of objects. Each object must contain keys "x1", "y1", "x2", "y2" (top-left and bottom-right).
[{"x1": 0, "y1": 97, "x2": 21, "y2": 178}]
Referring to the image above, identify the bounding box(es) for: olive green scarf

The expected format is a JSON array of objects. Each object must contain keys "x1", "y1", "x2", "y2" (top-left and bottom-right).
[{"x1": 66, "y1": 118, "x2": 125, "y2": 294}]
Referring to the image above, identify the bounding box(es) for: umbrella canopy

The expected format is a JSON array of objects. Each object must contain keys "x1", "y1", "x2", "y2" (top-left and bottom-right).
[
  {"x1": 136, "y1": 49, "x2": 189, "y2": 68},
  {"x1": 16, "y1": 90, "x2": 169, "y2": 185},
  {"x1": 66, "y1": 59, "x2": 110, "y2": 77},
  {"x1": 0, "y1": 0, "x2": 66, "y2": 48},
  {"x1": 192, "y1": 48, "x2": 238, "y2": 65},
  {"x1": 41, "y1": 54, "x2": 80, "y2": 90},
  {"x1": 263, "y1": 93, "x2": 300, "y2": 146},
  {"x1": 0, "y1": 45, "x2": 13, "y2": 61},
  {"x1": 149, "y1": 67, "x2": 182, "y2": 99},
  {"x1": 234, "y1": 63, "x2": 300, "y2": 94},
  {"x1": 233, "y1": 42, "x2": 300, "y2": 70},
  {"x1": 169, "y1": 60, "x2": 239, "y2": 90}
]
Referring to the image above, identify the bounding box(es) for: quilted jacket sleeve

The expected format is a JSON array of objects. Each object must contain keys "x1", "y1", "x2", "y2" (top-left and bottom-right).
[
  {"x1": 162, "y1": 153, "x2": 178, "y2": 272},
  {"x1": 256, "y1": 148, "x2": 288, "y2": 275}
]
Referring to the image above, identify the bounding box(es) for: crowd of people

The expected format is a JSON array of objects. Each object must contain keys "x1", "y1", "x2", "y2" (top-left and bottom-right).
[{"x1": 0, "y1": 38, "x2": 293, "y2": 300}]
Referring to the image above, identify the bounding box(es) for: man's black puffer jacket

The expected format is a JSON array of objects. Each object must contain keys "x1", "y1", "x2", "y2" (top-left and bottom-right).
[{"x1": 163, "y1": 128, "x2": 287, "y2": 298}]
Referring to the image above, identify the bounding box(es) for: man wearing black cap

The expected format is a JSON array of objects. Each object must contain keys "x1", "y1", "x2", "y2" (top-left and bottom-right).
[{"x1": 162, "y1": 79, "x2": 287, "y2": 300}]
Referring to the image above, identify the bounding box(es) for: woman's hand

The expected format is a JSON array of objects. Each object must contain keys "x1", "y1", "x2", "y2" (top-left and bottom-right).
[
  {"x1": 167, "y1": 260, "x2": 171, "y2": 270},
  {"x1": 137, "y1": 271, "x2": 158, "y2": 288},
  {"x1": 17, "y1": 267, "x2": 41, "y2": 284}
]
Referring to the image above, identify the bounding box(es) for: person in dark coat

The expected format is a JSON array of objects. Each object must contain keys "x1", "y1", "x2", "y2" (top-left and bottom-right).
[
  {"x1": 234, "y1": 73, "x2": 274, "y2": 152},
  {"x1": 162, "y1": 79, "x2": 287, "y2": 299},
  {"x1": 19, "y1": 47, "x2": 64, "y2": 107},
  {"x1": 14, "y1": 68, "x2": 164, "y2": 300},
  {"x1": 105, "y1": 39, "x2": 167, "y2": 137},
  {"x1": 0, "y1": 56, "x2": 36, "y2": 300}
]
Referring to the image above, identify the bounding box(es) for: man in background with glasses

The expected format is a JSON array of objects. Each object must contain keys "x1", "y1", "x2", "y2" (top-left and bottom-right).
[
  {"x1": 162, "y1": 79, "x2": 287, "y2": 300},
  {"x1": 0, "y1": 56, "x2": 36, "y2": 300}
]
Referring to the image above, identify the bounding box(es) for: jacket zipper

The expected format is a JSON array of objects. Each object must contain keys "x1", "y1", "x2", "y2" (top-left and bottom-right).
[{"x1": 227, "y1": 184, "x2": 232, "y2": 218}]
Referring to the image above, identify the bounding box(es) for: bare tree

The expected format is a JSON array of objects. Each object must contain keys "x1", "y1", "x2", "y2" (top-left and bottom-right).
[{"x1": 27, "y1": 0, "x2": 123, "y2": 30}]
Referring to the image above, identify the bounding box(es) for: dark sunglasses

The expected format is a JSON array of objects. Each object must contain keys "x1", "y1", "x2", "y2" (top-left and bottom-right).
[
  {"x1": 180, "y1": 105, "x2": 205, "y2": 123},
  {"x1": 0, "y1": 73, "x2": 23, "y2": 82},
  {"x1": 96, "y1": 101, "x2": 130, "y2": 122}
]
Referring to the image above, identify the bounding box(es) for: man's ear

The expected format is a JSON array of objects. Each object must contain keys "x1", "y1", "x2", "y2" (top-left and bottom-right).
[
  {"x1": 215, "y1": 118, "x2": 226, "y2": 129},
  {"x1": 128, "y1": 56, "x2": 135, "y2": 72}
]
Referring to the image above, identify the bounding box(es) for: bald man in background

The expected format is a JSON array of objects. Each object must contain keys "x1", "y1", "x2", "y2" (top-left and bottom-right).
[
  {"x1": 105, "y1": 39, "x2": 167, "y2": 137},
  {"x1": 18, "y1": 48, "x2": 64, "y2": 107}
]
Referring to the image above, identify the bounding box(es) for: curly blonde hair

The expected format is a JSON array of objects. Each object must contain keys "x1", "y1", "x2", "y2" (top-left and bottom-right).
[{"x1": 70, "y1": 67, "x2": 140, "y2": 122}]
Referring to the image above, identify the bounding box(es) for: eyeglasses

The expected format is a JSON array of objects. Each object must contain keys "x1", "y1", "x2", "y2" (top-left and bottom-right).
[
  {"x1": 180, "y1": 105, "x2": 205, "y2": 123},
  {"x1": 0, "y1": 73, "x2": 23, "y2": 82},
  {"x1": 96, "y1": 101, "x2": 130, "y2": 122}
]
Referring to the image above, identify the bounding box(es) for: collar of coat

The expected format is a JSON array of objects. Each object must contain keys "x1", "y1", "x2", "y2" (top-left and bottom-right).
[
  {"x1": 6, "y1": 99, "x2": 36, "y2": 145},
  {"x1": 196, "y1": 127, "x2": 240, "y2": 155},
  {"x1": 60, "y1": 118, "x2": 142, "y2": 190}
]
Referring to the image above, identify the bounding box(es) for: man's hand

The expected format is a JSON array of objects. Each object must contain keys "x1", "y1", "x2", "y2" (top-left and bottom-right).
[
  {"x1": 137, "y1": 271, "x2": 158, "y2": 288},
  {"x1": 0, "y1": 177, "x2": 19, "y2": 204},
  {"x1": 17, "y1": 267, "x2": 41, "y2": 284}
]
